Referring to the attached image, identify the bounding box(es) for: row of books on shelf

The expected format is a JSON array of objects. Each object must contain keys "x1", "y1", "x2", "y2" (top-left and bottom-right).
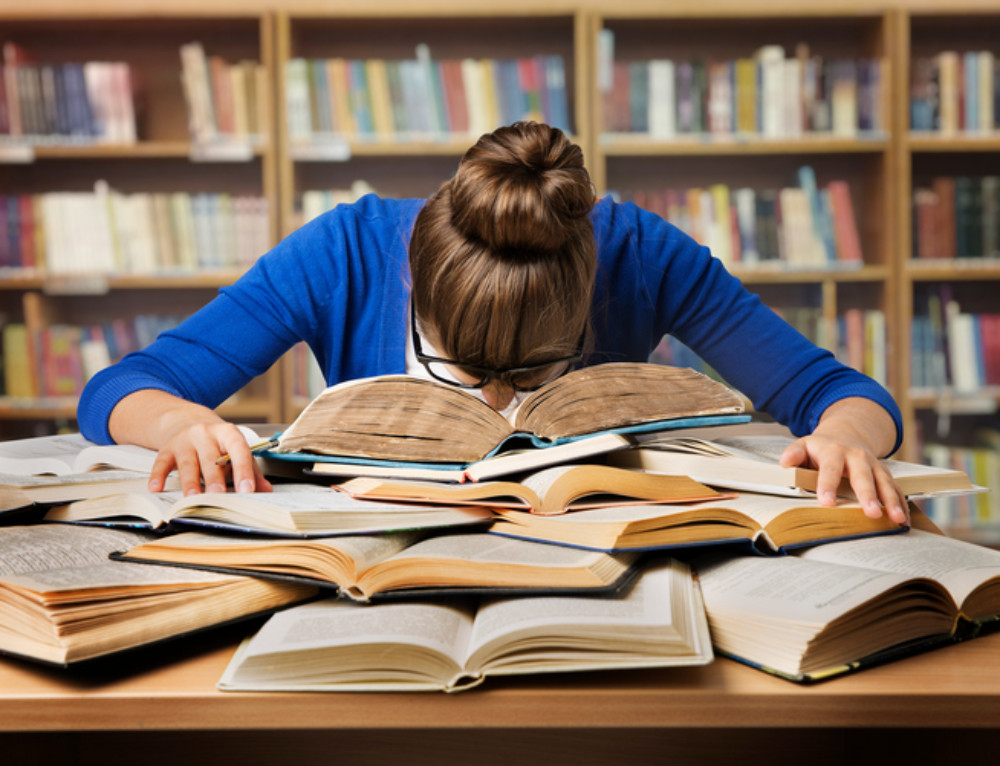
[
  {"x1": 1, "y1": 314, "x2": 181, "y2": 400},
  {"x1": 597, "y1": 36, "x2": 886, "y2": 139},
  {"x1": 0, "y1": 385, "x2": 988, "y2": 684},
  {"x1": 298, "y1": 181, "x2": 377, "y2": 229},
  {"x1": 179, "y1": 42, "x2": 268, "y2": 145},
  {"x1": 912, "y1": 175, "x2": 1000, "y2": 260},
  {"x1": 0, "y1": 186, "x2": 269, "y2": 276},
  {"x1": 652, "y1": 307, "x2": 887, "y2": 388},
  {"x1": 912, "y1": 293, "x2": 1000, "y2": 393},
  {"x1": 284, "y1": 47, "x2": 571, "y2": 145},
  {"x1": 910, "y1": 51, "x2": 1000, "y2": 134},
  {"x1": 612, "y1": 167, "x2": 863, "y2": 269},
  {"x1": 920, "y1": 432, "x2": 1000, "y2": 534},
  {"x1": 1, "y1": 42, "x2": 136, "y2": 144}
]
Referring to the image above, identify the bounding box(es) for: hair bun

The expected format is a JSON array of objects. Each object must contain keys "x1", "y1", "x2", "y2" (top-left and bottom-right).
[{"x1": 448, "y1": 122, "x2": 594, "y2": 256}]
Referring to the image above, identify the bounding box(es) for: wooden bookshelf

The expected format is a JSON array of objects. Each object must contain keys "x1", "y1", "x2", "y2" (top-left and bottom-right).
[{"x1": 0, "y1": 10, "x2": 282, "y2": 439}]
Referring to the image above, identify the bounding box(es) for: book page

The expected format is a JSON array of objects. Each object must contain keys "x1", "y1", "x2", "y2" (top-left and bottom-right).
[
  {"x1": 798, "y1": 529, "x2": 1000, "y2": 607},
  {"x1": 0, "y1": 524, "x2": 155, "y2": 576},
  {"x1": 46, "y1": 491, "x2": 182, "y2": 527},
  {"x1": 4, "y1": 558, "x2": 241, "y2": 594},
  {"x1": 219, "y1": 597, "x2": 475, "y2": 689},
  {"x1": 695, "y1": 553, "x2": 916, "y2": 625},
  {"x1": 275, "y1": 375, "x2": 511, "y2": 464},
  {"x1": 0, "y1": 433, "x2": 94, "y2": 476},
  {"x1": 514, "y1": 363, "x2": 745, "y2": 439},
  {"x1": 126, "y1": 529, "x2": 421, "y2": 580},
  {"x1": 386, "y1": 532, "x2": 622, "y2": 570},
  {"x1": 463, "y1": 560, "x2": 701, "y2": 673}
]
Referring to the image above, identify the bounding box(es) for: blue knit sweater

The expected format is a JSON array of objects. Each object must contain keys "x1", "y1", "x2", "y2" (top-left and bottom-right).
[{"x1": 78, "y1": 195, "x2": 902, "y2": 449}]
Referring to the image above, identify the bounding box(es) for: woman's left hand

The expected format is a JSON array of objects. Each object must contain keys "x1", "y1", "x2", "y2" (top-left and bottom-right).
[{"x1": 779, "y1": 398, "x2": 909, "y2": 525}]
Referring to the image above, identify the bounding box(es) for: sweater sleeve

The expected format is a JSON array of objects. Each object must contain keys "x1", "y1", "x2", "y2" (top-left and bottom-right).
[{"x1": 592, "y1": 201, "x2": 903, "y2": 453}]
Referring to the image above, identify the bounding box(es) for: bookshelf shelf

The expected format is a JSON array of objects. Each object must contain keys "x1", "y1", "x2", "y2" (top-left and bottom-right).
[
  {"x1": 732, "y1": 266, "x2": 890, "y2": 285},
  {"x1": 908, "y1": 134, "x2": 1000, "y2": 153},
  {"x1": 907, "y1": 261, "x2": 1000, "y2": 281},
  {"x1": 599, "y1": 136, "x2": 890, "y2": 156}
]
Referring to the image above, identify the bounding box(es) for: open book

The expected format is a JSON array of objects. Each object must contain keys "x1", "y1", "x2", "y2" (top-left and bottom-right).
[
  {"x1": 216, "y1": 558, "x2": 712, "y2": 692},
  {"x1": 0, "y1": 432, "x2": 162, "y2": 476},
  {"x1": 488, "y1": 491, "x2": 905, "y2": 554},
  {"x1": 692, "y1": 529, "x2": 1000, "y2": 682},
  {"x1": 1, "y1": 470, "x2": 182, "y2": 515},
  {"x1": 267, "y1": 363, "x2": 748, "y2": 478},
  {"x1": 44, "y1": 483, "x2": 492, "y2": 536},
  {"x1": 614, "y1": 428, "x2": 978, "y2": 499},
  {"x1": 0, "y1": 523, "x2": 316, "y2": 665},
  {"x1": 334, "y1": 464, "x2": 727, "y2": 516},
  {"x1": 114, "y1": 530, "x2": 641, "y2": 602}
]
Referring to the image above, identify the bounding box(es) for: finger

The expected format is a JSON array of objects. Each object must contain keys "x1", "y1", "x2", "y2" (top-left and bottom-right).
[
  {"x1": 252, "y1": 458, "x2": 273, "y2": 493},
  {"x1": 148, "y1": 451, "x2": 177, "y2": 493},
  {"x1": 172, "y1": 444, "x2": 208, "y2": 496},
  {"x1": 221, "y1": 435, "x2": 261, "y2": 493},
  {"x1": 842, "y1": 454, "x2": 882, "y2": 518},
  {"x1": 778, "y1": 440, "x2": 808, "y2": 468},
  {"x1": 873, "y1": 468, "x2": 909, "y2": 525},
  {"x1": 814, "y1": 450, "x2": 847, "y2": 507}
]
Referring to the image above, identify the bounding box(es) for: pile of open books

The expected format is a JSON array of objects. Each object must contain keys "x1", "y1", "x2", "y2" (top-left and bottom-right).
[{"x1": 0, "y1": 364, "x2": 994, "y2": 688}]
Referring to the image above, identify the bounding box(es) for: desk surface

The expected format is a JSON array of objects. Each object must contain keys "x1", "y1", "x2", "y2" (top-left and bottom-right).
[{"x1": 2, "y1": 626, "x2": 998, "y2": 733}]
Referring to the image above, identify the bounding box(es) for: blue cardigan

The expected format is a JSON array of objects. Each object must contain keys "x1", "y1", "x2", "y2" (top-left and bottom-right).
[{"x1": 78, "y1": 195, "x2": 902, "y2": 449}]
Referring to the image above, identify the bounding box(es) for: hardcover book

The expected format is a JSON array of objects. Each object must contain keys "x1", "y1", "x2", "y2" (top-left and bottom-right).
[{"x1": 216, "y1": 558, "x2": 712, "y2": 692}]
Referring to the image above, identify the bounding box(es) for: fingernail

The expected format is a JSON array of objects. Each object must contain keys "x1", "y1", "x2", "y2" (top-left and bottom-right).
[
  {"x1": 821, "y1": 491, "x2": 837, "y2": 505},
  {"x1": 238, "y1": 479, "x2": 255, "y2": 493},
  {"x1": 185, "y1": 488, "x2": 200, "y2": 497},
  {"x1": 864, "y1": 500, "x2": 882, "y2": 517},
  {"x1": 206, "y1": 483, "x2": 226, "y2": 494},
  {"x1": 147, "y1": 478, "x2": 161, "y2": 492}
]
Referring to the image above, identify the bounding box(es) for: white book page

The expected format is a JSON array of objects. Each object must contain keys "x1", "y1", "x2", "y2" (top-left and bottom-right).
[
  {"x1": 221, "y1": 597, "x2": 475, "y2": 688},
  {"x1": 0, "y1": 433, "x2": 94, "y2": 475},
  {"x1": 5, "y1": 559, "x2": 236, "y2": 594},
  {"x1": 0, "y1": 524, "x2": 155, "y2": 576},
  {"x1": 798, "y1": 529, "x2": 1000, "y2": 606},
  {"x1": 464, "y1": 560, "x2": 691, "y2": 672}
]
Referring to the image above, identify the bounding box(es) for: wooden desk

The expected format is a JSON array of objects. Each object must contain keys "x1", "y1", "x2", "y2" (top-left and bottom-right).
[{"x1": 3, "y1": 625, "x2": 999, "y2": 766}]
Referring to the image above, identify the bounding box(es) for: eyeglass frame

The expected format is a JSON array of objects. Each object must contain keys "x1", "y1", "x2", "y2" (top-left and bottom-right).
[{"x1": 410, "y1": 301, "x2": 586, "y2": 392}]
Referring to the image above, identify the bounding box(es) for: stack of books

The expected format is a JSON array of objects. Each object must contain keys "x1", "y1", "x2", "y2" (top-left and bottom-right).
[{"x1": 0, "y1": 363, "x2": 992, "y2": 690}]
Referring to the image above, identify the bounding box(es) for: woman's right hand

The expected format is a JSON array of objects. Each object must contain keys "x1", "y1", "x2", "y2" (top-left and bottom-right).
[
  {"x1": 148, "y1": 420, "x2": 272, "y2": 496},
  {"x1": 109, "y1": 389, "x2": 273, "y2": 496}
]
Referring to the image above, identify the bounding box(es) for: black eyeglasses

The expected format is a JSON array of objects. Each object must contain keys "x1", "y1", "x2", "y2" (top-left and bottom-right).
[{"x1": 410, "y1": 302, "x2": 585, "y2": 392}]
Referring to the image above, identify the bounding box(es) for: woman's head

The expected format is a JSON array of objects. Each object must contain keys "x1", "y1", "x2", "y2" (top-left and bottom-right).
[{"x1": 409, "y1": 121, "x2": 596, "y2": 406}]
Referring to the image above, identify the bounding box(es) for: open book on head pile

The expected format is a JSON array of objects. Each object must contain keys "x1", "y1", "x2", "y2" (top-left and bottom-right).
[
  {"x1": 262, "y1": 363, "x2": 750, "y2": 482},
  {"x1": 691, "y1": 528, "x2": 1000, "y2": 682},
  {"x1": 216, "y1": 558, "x2": 713, "y2": 693}
]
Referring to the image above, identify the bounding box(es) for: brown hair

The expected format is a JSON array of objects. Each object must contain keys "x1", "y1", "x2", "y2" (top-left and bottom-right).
[{"x1": 409, "y1": 122, "x2": 596, "y2": 370}]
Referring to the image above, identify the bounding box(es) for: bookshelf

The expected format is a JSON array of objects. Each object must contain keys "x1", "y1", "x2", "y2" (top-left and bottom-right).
[
  {"x1": 898, "y1": 6, "x2": 1000, "y2": 542},
  {"x1": 0, "y1": 10, "x2": 282, "y2": 439},
  {"x1": 588, "y1": 8, "x2": 899, "y2": 400}
]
